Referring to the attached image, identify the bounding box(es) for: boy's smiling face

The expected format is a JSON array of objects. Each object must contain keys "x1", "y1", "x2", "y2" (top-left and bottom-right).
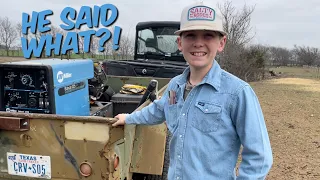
[{"x1": 177, "y1": 30, "x2": 226, "y2": 70}]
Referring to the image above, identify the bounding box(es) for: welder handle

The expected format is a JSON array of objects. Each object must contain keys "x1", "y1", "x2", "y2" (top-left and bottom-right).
[
  {"x1": 149, "y1": 93, "x2": 157, "y2": 102},
  {"x1": 137, "y1": 79, "x2": 158, "y2": 107}
]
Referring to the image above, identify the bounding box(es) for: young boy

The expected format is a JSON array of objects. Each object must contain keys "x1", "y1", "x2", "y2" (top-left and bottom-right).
[{"x1": 113, "y1": 1, "x2": 273, "y2": 180}]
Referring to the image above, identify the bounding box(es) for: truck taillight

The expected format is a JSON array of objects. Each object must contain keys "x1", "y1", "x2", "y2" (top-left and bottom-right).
[
  {"x1": 114, "y1": 156, "x2": 119, "y2": 169},
  {"x1": 79, "y1": 162, "x2": 92, "y2": 177}
]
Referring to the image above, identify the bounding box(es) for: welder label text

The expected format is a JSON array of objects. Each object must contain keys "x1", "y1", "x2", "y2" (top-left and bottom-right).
[{"x1": 58, "y1": 81, "x2": 85, "y2": 96}]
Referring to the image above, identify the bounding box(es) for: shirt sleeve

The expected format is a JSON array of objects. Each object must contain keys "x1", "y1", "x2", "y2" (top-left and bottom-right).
[
  {"x1": 231, "y1": 84, "x2": 273, "y2": 180},
  {"x1": 125, "y1": 85, "x2": 169, "y2": 125}
]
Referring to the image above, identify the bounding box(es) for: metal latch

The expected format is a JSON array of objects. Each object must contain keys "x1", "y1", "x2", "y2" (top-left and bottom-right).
[{"x1": 0, "y1": 117, "x2": 30, "y2": 131}]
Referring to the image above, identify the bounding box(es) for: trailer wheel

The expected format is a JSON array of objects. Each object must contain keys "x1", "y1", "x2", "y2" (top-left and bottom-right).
[{"x1": 132, "y1": 130, "x2": 172, "y2": 180}]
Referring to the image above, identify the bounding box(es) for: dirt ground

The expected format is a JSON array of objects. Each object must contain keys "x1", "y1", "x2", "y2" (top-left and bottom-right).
[
  {"x1": 1, "y1": 57, "x2": 319, "y2": 179},
  {"x1": 251, "y1": 78, "x2": 320, "y2": 180}
]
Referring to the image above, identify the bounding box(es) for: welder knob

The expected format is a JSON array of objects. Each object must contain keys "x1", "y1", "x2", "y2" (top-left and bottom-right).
[
  {"x1": 21, "y1": 75, "x2": 32, "y2": 85},
  {"x1": 28, "y1": 98, "x2": 37, "y2": 108}
]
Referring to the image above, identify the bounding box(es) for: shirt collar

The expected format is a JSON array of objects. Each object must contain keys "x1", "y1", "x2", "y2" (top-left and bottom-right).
[{"x1": 176, "y1": 60, "x2": 222, "y2": 91}]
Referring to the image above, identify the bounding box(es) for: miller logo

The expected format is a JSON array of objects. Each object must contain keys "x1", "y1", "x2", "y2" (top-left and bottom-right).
[{"x1": 57, "y1": 71, "x2": 72, "y2": 83}]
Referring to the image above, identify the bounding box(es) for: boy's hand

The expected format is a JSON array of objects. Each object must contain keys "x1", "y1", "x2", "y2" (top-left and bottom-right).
[
  {"x1": 112, "y1": 114, "x2": 127, "y2": 127},
  {"x1": 112, "y1": 95, "x2": 161, "y2": 127}
]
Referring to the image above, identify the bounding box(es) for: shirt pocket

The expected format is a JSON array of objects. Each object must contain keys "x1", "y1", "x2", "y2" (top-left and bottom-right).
[
  {"x1": 166, "y1": 104, "x2": 179, "y2": 133},
  {"x1": 191, "y1": 101, "x2": 222, "y2": 133}
]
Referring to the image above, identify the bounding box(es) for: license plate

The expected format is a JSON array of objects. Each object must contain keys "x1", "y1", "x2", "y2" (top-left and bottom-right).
[{"x1": 7, "y1": 152, "x2": 51, "y2": 179}]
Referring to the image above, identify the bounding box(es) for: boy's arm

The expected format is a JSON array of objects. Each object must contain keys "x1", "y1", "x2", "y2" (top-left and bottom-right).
[
  {"x1": 125, "y1": 87, "x2": 169, "y2": 125},
  {"x1": 231, "y1": 84, "x2": 273, "y2": 179}
]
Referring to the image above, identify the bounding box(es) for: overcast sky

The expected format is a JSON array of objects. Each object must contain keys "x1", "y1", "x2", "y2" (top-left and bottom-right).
[{"x1": 0, "y1": 0, "x2": 319, "y2": 49}]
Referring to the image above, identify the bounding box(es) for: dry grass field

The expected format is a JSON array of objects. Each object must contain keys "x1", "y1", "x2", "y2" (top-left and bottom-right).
[
  {"x1": 1, "y1": 57, "x2": 319, "y2": 179},
  {"x1": 251, "y1": 78, "x2": 320, "y2": 179},
  {"x1": 0, "y1": 56, "x2": 33, "y2": 63}
]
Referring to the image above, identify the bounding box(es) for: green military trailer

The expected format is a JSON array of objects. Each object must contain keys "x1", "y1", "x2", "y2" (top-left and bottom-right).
[{"x1": 0, "y1": 59, "x2": 172, "y2": 180}]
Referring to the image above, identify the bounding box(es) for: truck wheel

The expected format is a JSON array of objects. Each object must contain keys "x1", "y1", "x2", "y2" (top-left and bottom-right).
[{"x1": 132, "y1": 130, "x2": 172, "y2": 180}]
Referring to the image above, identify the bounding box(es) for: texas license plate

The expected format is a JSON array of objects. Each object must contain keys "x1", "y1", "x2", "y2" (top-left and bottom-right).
[{"x1": 7, "y1": 152, "x2": 51, "y2": 179}]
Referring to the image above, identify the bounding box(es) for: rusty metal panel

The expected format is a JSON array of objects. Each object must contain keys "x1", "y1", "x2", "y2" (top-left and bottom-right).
[
  {"x1": 123, "y1": 124, "x2": 137, "y2": 180},
  {"x1": 130, "y1": 123, "x2": 167, "y2": 175},
  {"x1": 123, "y1": 83, "x2": 168, "y2": 176},
  {"x1": 0, "y1": 111, "x2": 117, "y2": 124},
  {"x1": 0, "y1": 116, "x2": 122, "y2": 180},
  {"x1": 0, "y1": 117, "x2": 29, "y2": 131}
]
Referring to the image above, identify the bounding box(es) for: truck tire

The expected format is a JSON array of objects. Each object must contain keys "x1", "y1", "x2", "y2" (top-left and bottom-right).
[{"x1": 132, "y1": 130, "x2": 172, "y2": 180}]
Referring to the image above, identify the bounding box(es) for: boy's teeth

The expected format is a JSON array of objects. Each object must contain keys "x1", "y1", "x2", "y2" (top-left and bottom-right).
[{"x1": 192, "y1": 52, "x2": 206, "y2": 56}]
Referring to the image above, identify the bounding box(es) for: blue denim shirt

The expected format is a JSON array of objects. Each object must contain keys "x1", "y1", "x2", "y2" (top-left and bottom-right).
[{"x1": 126, "y1": 61, "x2": 273, "y2": 180}]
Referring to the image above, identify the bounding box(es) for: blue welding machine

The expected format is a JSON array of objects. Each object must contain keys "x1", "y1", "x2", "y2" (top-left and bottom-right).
[{"x1": 0, "y1": 59, "x2": 94, "y2": 116}]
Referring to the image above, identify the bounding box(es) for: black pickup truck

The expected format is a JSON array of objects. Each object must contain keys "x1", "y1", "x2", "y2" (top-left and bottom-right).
[{"x1": 102, "y1": 21, "x2": 188, "y2": 78}]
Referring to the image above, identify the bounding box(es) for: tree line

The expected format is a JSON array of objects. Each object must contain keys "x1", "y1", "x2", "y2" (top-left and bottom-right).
[
  {"x1": 216, "y1": 1, "x2": 319, "y2": 81},
  {"x1": 0, "y1": 1, "x2": 319, "y2": 81}
]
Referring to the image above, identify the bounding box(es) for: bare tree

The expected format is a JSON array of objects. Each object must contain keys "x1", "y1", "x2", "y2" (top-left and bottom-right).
[
  {"x1": 18, "y1": 22, "x2": 46, "y2": 58},
  {"x1": 0, "y1": 16, "x2": 18, "y2": 56},
  {"x1": 218, "y1": 0, "x2": 255, "y2": 47},
  {"x1": 293, "y1": 45, "x2": 319, "y2": 66},
  {"x1": 45, "y1": 25, "x2": 62, "y2": 58},
  {"x1": 102, "y1": 41, "x2": 113, "y2": 59},
  {"x1": 217, "y1": 44, "x2": 267, "y2": 81},
  {"x1": 269, "y1": 46, "x2": 292, "y2": 66},
  {"x1": 75, "y1": 28, "x2": 98, "y2": 59},
  {"x1": 105, "y1": 25, "x2": 131, "y2": 60},
  {"x1": 111, "y1": 50, "x2": 118, "y2": 60},
  {"x1": 117, "y1": 34, "x2": 134, "y2": 60},
  {"x1": 89, "y1": 36, "x2": 99, "y2": 58},
  {"x1": 293, "y1": 45, "x2": 320, "y2": 66},
  {"x1": 51, "y1": 28, "x2": 69, "y2": 60},
  {"x1": 16, "y1": 22, "x2": 25, "y2": 56},
  {"x1": 75, "y1": 29, "x2": 86, "y2": 58},
  {"x1": 216, "y1": 1, "x2": 262, "y2": 81},
  {"x1": 16, "y1": 23, "x2": 26, "y2": 40},
  {"x1": 26, "y1": 27, "x2": 48, "y2": 58}
]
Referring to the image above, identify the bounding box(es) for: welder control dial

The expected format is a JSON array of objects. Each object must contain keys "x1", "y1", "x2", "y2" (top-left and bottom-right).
[
  {"x1": 21, "y1": 75, "x2": 33, "y2": 86},
  {"x1": 28, "y1": 98, "x2": 37, "y2": 108}
]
